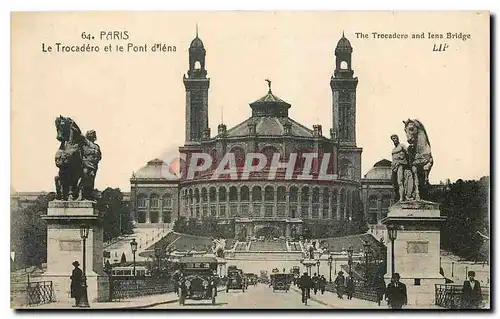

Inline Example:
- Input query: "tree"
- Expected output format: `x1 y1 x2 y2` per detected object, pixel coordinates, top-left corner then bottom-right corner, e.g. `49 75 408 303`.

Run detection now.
428 177 490 261
96 188 133 242
10 192 56 268
349 191 369 235
120 252 127 264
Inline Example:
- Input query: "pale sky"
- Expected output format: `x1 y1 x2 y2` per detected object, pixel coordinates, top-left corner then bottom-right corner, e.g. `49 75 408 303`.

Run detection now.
11 11 490 192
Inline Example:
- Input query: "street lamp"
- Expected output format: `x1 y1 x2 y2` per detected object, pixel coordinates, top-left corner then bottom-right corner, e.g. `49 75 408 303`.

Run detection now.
78 224 90 308
130 239 138 277
363 242 371 280
316 260 320 275
387 225 398 275
154 248 162 277
327 255 333 282
347 246 353 277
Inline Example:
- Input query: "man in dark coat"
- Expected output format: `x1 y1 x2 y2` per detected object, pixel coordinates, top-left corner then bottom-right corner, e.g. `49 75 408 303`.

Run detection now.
70 261 83 306
312 273 319 295
345 275 355 300
334 271 345 299
319 275 327 294
298 272 313 304
385 273 407 309
462 271 482 309
375 275 387 306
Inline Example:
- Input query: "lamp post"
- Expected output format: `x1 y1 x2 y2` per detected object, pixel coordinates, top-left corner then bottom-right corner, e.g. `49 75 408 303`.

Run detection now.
130 239 138 278
327 255 333 282
347 246 353 277
451 261 454 277
363 242 371 280
316 260 320 275
154 248 162 277
387 225 398 275
78 224 90 307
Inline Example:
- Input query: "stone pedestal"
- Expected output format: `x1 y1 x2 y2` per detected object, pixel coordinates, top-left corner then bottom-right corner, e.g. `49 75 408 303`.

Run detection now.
381 200 446 306
42 201 109 303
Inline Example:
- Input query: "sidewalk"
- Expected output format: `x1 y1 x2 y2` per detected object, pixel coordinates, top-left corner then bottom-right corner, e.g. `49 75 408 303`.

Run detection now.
20 291 179 310
290 287 443 309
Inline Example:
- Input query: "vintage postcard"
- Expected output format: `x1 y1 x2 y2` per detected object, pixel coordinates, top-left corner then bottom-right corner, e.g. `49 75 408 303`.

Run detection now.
10 11 490 310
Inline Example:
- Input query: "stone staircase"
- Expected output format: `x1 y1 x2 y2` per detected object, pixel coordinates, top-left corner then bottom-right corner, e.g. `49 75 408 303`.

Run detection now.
105 224 172 263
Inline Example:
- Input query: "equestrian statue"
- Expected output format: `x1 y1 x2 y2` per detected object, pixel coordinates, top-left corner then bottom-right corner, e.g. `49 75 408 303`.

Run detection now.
54 116 102 201
391 119 433 201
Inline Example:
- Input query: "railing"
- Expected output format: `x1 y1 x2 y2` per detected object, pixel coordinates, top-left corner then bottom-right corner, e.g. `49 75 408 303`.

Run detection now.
326 281 379 303
26 281 56 307
109 276 175 301
435 284 463 309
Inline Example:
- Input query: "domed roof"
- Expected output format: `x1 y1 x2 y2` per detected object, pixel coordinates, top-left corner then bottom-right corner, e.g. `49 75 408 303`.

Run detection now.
335 33 353 54
132 158 179 181
190 36 204 49
364 159 392 180
373 159 392 168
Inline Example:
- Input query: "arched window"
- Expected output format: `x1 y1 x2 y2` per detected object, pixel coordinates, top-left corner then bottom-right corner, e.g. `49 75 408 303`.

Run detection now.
137 194 147 208
332 189 338 218
194 189 200 204
368 195 378 224
162 194 172 208
381 195 391 219
252 186 262 202
194 60 202 70
289 187 298 202
340 60 348 70
229 186 238 202
312 188 320 202
339 159 353 179
264 186 274 201
339 188 346 219
301 187 310 202
241 186 249 201
188 189 194 204
150 194 159 208
218 187 227 202
209 187 217 201
201 188 208 202
277 186 286 202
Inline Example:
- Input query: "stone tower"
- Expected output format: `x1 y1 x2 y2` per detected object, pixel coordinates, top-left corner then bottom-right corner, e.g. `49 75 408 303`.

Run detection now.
331 33 363 182
183 29 210 145
331 32 358 147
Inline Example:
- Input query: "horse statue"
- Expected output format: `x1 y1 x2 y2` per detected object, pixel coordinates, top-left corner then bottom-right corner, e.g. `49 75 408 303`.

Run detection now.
54 116 102 201
403 119 433 200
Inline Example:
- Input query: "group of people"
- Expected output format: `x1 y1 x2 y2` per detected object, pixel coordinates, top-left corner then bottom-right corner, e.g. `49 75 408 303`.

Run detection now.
333 271 355 300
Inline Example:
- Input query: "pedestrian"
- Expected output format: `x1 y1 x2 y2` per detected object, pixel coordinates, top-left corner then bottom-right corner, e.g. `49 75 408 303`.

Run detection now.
298 272 313 304
345 275 355 300
385 273 407 309
320 275 326 294
70 261 83 307
375 275 386 306
312 273 319 295
462 271 482 309
334 271 345 299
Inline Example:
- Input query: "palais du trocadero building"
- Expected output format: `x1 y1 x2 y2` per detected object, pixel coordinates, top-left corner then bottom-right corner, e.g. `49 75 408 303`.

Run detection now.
130 33 394 238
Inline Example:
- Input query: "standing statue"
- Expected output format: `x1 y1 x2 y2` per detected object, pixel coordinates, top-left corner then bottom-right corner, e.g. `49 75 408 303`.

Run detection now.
390 134 410 201
403 119 433 200
54 116 102 201
80 130 102 200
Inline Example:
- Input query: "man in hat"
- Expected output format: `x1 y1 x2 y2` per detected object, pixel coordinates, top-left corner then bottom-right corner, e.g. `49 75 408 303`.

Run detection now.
462 270 482 309
70 261 83 306
385 273 407 309
334 271 345 299
298 271 313 304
